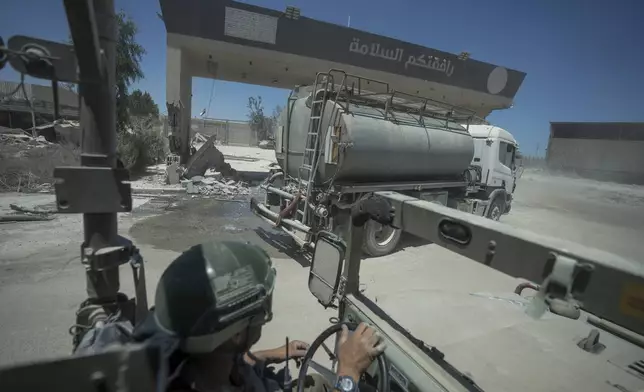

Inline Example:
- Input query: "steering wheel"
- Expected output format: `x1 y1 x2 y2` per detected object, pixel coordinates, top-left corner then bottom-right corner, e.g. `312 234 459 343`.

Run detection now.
296 322 389 392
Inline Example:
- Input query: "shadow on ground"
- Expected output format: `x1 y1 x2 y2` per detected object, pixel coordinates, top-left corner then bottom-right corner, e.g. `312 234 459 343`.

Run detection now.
397 232 432 251
254 227 311 267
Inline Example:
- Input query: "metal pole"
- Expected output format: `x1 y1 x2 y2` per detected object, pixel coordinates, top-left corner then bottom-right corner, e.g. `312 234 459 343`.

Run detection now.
343 221 364 295
52 80 60 121
79 0 119 299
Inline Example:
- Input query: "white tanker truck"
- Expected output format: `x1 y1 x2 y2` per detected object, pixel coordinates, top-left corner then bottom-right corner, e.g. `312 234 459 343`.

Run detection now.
251 69 520 256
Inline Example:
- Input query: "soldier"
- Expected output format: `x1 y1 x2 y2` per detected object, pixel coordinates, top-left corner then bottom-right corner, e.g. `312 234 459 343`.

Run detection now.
134 241 384 392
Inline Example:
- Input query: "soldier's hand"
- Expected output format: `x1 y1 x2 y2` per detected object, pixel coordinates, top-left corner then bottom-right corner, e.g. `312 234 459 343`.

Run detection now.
258 340 309 364
337 323 386 379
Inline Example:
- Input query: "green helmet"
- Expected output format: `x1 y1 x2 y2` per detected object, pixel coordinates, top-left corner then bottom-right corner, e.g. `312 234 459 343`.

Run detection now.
153 241 276 354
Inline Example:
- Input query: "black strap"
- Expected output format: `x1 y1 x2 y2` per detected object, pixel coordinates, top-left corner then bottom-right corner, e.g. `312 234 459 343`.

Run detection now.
131 255 149 325
246 351 261 362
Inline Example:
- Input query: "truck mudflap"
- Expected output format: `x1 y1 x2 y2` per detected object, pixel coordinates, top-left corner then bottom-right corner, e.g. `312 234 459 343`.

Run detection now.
250 197 311 234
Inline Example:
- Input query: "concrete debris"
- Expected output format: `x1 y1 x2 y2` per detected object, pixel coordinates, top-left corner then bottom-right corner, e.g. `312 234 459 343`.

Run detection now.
1 203 57 222
195 180 250 197
0 214 55 222
165 163 181 185
0 132 52 147
184 135 238 179
0 126 25 135
258 139 274 149
130 144 263 198
186 181 199 194
34 120 81 146
193 132 208 144
180 174 250 197
0 120 81 146
204 169 223 180
9 203 56 215
1 123 80 193
175 175 250 198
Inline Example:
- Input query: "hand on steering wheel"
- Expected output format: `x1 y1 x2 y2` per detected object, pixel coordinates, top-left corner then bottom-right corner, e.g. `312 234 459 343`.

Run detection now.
296 322 389 392
337 323 387 380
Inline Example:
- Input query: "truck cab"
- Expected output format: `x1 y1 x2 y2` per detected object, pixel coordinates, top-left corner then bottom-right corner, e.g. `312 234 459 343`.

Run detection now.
468 124 519 217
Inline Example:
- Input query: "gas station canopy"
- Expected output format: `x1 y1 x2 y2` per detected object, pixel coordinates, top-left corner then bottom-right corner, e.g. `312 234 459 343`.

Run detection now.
159 0 527 118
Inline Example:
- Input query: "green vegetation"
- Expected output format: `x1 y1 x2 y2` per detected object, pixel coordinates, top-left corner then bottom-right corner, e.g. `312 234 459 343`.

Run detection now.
247 96 282 142
113 12 166 171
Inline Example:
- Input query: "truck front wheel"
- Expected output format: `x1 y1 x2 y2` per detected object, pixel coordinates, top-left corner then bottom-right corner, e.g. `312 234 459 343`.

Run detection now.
362 220 402 257
486 197 506 221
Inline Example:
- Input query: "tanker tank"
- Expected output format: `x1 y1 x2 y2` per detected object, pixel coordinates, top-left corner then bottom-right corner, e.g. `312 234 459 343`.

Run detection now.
275 94 475 184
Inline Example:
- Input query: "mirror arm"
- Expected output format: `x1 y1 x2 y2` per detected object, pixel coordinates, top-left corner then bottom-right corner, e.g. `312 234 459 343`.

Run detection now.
343 222 365 296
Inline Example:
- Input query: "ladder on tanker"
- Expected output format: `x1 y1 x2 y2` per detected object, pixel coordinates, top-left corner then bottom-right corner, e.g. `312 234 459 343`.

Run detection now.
297 72 346 225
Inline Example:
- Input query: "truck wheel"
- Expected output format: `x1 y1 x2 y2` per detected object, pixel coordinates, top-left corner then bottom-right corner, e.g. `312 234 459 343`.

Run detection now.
486 198 505 221
362 220 402 257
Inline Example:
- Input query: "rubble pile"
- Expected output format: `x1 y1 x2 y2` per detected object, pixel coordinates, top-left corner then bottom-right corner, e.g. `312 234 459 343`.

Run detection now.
0 132 53 150
1 125 80 193
184 135 238 180
0 203 57 223
133 163 250 199
139 133 252 199
184 176 250 198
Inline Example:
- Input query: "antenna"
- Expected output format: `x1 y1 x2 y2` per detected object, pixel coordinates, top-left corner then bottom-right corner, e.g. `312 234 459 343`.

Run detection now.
348 15 351 27
284 337 291 391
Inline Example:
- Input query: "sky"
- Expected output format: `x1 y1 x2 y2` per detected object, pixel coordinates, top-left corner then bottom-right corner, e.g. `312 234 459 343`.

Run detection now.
2 0 643 156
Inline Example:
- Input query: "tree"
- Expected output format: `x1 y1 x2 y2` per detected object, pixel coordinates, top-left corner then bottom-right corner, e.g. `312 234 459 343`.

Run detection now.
269 105 283 139
115 11 146 133
129 89 159 118
247 96 269 141
247 98 284 141
117 116 167 171
60 11 144 132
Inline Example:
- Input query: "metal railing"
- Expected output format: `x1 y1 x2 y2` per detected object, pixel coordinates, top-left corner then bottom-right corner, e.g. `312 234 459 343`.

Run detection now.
315 69 486 129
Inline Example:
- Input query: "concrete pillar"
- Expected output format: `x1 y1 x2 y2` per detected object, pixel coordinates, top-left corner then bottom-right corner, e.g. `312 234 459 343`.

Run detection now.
166 46 192 163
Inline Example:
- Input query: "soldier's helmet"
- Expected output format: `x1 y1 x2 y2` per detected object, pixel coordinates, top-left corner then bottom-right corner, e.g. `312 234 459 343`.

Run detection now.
153 241 276 354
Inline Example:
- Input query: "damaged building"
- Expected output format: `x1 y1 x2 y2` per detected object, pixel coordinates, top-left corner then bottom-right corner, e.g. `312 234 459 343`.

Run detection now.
0 81 79 129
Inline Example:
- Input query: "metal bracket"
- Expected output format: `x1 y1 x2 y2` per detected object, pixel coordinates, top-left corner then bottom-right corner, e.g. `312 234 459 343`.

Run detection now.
542 253 594 298
350 194 394 226
82 243 132 272
81 235 139 271
54 166 132 213
526 253 594 319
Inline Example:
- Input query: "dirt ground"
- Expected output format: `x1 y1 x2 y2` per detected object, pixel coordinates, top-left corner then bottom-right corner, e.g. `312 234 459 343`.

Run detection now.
504 169 644 262
1 164 643 374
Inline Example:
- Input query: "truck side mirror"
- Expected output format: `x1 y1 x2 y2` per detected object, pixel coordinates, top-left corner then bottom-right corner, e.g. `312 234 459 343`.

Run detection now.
308 234 345 307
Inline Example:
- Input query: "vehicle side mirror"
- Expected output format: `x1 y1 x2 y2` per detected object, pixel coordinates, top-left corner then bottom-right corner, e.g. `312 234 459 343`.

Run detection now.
308 234 345 307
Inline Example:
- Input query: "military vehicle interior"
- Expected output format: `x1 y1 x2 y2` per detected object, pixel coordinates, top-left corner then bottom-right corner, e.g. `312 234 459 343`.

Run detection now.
304 193 644 392
0 2 642 392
